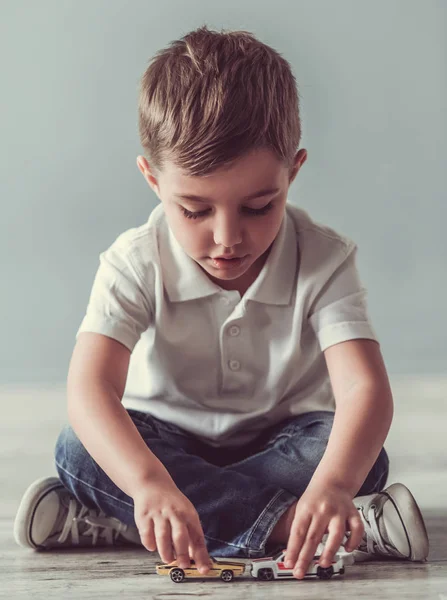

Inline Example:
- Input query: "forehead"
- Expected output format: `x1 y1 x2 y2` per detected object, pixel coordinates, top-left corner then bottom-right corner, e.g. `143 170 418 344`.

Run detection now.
161 148 286 197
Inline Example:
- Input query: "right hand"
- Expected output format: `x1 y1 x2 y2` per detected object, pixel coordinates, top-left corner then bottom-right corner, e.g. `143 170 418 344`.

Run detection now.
132 475 213 574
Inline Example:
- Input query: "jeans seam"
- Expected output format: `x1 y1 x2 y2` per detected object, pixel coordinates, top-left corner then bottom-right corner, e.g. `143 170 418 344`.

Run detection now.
55 460 134 510
244 489 296 556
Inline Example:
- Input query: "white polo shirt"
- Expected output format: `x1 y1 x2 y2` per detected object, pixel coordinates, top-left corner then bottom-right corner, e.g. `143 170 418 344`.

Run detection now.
76 201 378 447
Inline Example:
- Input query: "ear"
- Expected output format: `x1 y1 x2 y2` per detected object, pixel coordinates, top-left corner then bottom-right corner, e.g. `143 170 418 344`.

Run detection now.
137 156 161 197
289 149 307 185
136 155 148 176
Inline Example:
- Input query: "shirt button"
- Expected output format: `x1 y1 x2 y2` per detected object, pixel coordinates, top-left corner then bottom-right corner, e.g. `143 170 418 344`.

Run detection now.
221 296 230 305
229 325 240 336
229 360 241 371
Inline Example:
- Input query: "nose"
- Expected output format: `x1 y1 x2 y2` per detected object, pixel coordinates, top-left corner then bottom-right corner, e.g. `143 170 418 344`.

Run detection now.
213 212 243 249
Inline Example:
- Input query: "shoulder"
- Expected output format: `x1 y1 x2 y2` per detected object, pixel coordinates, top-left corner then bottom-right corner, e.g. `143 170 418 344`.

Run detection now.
286 203 356 256
285 203 358 282
100 204 164 288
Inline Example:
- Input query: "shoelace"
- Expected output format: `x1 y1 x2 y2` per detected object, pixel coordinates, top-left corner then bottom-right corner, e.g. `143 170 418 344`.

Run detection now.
58 496 129 545
359 503 402 558
361 504 388 555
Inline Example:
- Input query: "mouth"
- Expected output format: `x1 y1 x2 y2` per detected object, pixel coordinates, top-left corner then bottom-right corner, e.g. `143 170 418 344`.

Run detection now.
209 255 248 270
212 255 244 260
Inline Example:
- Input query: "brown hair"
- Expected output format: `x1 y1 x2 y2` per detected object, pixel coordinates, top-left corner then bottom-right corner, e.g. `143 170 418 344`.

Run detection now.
137 25 302 178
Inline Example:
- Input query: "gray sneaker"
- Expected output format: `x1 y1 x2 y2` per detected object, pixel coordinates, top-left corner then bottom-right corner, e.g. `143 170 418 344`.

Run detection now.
14 476 143 550
352 482 429 563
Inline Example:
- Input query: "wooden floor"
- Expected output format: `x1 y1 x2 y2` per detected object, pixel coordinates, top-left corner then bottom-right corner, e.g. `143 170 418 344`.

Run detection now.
1 376 446 599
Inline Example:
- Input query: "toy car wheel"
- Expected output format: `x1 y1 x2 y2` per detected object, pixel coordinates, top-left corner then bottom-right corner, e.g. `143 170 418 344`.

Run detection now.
220 569 234 582
316 565 334 580
257 568 274 581
170 568 185 583
339 567 345 575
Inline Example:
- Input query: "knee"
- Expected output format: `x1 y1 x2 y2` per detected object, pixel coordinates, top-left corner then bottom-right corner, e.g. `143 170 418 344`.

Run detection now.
54 424 91 477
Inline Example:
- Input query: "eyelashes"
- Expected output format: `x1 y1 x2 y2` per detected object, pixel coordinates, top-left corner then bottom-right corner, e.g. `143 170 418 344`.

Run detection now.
180 202 275 220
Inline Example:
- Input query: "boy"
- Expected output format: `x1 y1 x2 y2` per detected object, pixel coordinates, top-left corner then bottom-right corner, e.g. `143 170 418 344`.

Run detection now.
14 25 428 580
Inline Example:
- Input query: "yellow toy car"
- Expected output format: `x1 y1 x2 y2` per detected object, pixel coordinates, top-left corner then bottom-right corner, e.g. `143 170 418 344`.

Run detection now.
156 557 247 583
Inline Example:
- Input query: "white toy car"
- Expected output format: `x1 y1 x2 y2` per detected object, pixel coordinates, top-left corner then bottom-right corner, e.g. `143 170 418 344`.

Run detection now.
250 541 354 581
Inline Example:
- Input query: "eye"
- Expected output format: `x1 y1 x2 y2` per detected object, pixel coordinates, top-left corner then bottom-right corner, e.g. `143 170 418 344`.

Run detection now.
180 202 275 220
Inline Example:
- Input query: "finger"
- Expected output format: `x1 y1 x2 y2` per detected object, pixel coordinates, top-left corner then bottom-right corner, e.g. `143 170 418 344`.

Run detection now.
139 518 157 552
188 520 213 574
284 513 312 569
344 511 365 552
318 517 346 567
293 523 327 578
170 516 191 569
153 517 175 564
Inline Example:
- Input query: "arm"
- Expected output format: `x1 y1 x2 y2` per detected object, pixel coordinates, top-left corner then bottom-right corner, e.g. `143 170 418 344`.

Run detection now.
67 332 213 571
308 338 394 497
66 332 170 496
285 338 394 577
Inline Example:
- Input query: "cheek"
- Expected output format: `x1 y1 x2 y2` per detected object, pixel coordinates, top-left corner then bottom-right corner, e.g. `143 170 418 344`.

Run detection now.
172 217 206 250
252 217 281 245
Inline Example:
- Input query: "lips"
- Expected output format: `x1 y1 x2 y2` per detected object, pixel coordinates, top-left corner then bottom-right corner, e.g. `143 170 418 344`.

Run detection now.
212 255 243 260
209 255 247 270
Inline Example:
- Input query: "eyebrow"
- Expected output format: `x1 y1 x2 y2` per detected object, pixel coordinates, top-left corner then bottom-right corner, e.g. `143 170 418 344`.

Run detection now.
174 187 280 203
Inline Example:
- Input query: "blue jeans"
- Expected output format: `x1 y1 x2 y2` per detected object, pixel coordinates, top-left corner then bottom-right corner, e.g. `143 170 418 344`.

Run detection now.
54 409 389 559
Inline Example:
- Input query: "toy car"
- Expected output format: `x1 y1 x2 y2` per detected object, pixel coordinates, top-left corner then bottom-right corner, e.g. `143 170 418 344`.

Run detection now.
250 543 354 581
156 557 247 583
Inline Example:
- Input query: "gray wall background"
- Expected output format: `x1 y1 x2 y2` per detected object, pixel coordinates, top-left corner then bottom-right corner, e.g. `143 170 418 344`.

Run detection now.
1 0 445 384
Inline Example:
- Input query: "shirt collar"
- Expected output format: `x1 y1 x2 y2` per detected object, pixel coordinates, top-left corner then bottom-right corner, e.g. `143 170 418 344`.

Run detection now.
160 203 298 306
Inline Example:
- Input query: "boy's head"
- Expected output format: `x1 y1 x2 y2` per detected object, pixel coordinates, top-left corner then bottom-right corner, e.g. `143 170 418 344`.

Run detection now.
136 25 307 292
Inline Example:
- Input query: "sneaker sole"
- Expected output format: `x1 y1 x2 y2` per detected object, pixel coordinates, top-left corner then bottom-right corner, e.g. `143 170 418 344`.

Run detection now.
14 476 64 550
383 483 429 561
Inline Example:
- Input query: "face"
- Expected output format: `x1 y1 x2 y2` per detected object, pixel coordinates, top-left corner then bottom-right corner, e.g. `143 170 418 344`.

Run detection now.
137 147 307 292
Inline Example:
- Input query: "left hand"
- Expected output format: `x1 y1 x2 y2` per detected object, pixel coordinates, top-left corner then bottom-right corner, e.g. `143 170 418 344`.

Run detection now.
284 481 364 579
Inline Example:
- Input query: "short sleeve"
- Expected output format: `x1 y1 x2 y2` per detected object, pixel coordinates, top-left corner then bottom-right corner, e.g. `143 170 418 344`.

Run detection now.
76 238 154 352
308 245 378 352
